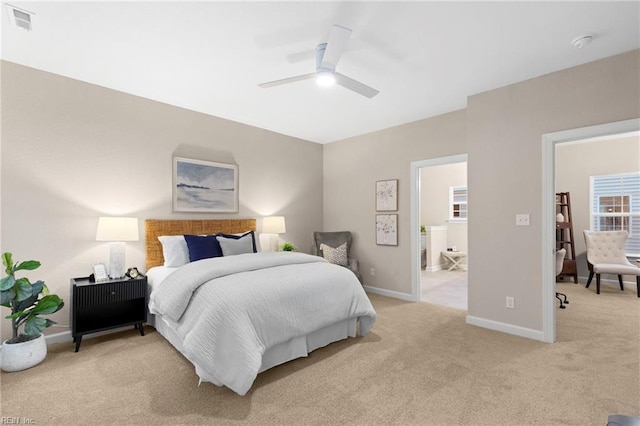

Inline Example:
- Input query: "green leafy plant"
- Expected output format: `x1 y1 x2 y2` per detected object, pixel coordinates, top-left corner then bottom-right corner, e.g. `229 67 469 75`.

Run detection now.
420 225 426 233
280 242 297 252
0 252 64 344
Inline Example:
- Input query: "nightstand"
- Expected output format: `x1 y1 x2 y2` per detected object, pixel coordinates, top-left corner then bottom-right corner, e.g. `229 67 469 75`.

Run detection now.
71 276 147 352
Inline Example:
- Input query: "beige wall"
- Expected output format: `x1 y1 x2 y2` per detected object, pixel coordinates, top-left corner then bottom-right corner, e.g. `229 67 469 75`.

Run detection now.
556 135 640 279
466 50 639 331
325 49 639 334
0 61 324 340
323 110 467 294
420 162 467 225
420 162 468 253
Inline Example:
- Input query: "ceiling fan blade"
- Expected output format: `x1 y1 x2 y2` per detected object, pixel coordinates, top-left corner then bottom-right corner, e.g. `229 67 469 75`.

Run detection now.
320 25 352 70
258 73 315 88
334 73 379 98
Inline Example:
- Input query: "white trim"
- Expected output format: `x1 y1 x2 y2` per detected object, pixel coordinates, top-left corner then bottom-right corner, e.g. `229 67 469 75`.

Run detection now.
410 154 467 303
44 330 72 345
424 264 444 272
541 118 640 344
580 275 639 289
43 324 148 347
589 172 640 257
363 285 414 302
466 315 546 342
423 225 448 231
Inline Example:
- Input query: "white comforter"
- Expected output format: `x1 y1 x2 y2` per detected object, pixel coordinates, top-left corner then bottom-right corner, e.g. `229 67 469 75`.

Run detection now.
148 252 376 395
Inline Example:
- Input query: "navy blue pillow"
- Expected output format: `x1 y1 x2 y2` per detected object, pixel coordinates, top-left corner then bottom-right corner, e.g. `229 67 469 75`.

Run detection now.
184 234 223 262
218 231 257 253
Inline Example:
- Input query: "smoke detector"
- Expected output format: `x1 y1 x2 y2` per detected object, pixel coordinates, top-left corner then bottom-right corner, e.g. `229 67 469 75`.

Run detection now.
5 3 34 31
571 35 593 49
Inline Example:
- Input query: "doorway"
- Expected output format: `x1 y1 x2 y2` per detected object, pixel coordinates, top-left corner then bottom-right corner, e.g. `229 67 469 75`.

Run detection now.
410 154 468 307
541 118 640 343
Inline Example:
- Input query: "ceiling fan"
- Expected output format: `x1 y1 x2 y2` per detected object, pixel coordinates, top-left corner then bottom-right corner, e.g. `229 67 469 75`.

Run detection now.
258 25 379 99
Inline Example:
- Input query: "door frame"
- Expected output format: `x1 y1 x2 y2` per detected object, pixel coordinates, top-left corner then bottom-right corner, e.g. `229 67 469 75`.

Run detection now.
541 118 639 343
410 154 468 302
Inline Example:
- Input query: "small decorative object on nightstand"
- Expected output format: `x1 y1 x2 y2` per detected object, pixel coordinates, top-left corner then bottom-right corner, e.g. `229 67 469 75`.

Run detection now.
71 275 147 352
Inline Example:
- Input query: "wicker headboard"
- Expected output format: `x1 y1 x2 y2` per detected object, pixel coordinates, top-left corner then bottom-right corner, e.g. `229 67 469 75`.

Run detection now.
145 219 257 270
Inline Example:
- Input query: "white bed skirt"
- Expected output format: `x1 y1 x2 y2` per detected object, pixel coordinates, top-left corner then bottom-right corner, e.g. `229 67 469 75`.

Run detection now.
149 312 357 376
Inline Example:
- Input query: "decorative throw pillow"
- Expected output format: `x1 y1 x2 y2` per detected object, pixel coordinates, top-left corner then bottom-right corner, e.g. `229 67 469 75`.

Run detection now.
217 232 256 256
184 234 223 262
158 235 190 267
223 231 258 253
320 242 348 267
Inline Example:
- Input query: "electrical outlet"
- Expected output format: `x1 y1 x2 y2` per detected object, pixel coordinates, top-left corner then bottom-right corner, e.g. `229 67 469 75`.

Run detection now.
370 267 375 277
506 296 515 309
515 214 530 226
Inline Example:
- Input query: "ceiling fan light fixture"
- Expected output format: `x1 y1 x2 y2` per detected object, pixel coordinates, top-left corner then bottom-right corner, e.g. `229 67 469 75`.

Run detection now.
316 71 336 87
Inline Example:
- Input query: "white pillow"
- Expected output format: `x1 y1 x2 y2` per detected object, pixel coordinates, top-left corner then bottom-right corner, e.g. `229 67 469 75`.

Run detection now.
320 242 348 267
158 235 190 267
217 233 255 256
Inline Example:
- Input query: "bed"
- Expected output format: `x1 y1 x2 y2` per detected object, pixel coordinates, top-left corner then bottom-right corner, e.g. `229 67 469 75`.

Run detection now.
144 219 376 395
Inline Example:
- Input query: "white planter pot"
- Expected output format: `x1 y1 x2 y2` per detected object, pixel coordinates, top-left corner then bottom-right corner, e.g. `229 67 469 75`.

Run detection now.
1 334 47 372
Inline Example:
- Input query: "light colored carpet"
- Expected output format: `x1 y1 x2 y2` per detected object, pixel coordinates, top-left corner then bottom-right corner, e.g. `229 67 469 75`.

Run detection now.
1 283 638 425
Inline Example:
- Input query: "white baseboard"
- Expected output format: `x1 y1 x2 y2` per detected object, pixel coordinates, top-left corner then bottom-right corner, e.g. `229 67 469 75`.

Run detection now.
44 325 144 347
363 285 414 302
425 264 444 272
44 330 72 345
466 315 546 342
578 274 638 290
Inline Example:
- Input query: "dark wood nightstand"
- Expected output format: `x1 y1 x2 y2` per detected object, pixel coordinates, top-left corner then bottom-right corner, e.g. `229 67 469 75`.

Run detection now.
71 276 147 352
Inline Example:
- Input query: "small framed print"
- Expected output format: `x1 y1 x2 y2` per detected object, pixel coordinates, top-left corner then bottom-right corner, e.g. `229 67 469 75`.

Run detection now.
92 263 109 282
376 214 398 246
376 179 398 211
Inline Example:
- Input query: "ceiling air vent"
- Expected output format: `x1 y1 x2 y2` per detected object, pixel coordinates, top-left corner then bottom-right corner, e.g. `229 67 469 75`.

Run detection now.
6 4 34 31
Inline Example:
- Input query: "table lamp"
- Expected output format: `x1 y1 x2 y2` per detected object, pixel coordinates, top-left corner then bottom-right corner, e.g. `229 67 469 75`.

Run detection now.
96 217 139 279
262 216 286 252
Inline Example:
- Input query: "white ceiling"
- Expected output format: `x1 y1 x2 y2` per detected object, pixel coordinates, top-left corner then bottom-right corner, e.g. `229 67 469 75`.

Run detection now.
2 1 639 144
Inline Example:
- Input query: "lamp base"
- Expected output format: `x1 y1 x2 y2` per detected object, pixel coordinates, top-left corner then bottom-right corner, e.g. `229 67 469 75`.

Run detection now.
259 234 280 252
108 242 126 279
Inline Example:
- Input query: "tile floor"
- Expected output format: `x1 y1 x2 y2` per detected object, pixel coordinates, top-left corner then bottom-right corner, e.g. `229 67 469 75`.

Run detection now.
420 268 468 310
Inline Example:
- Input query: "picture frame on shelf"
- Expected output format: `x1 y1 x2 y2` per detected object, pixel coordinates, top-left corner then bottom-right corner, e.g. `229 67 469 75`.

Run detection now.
173 157 239 213
91 263 108 282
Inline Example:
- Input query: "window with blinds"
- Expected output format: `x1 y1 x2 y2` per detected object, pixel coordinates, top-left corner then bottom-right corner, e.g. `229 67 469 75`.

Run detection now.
590 172 640 256
449 186 467 221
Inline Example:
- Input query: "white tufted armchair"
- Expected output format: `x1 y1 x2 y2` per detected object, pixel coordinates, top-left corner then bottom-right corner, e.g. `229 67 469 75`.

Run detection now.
583 230 640 297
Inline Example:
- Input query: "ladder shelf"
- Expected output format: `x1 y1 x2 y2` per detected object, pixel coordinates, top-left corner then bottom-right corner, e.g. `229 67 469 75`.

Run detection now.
556 192 578 283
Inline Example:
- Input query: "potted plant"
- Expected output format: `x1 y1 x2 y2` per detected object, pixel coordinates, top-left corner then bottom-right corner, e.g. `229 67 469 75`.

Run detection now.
0 252 64 372
280 242 297 252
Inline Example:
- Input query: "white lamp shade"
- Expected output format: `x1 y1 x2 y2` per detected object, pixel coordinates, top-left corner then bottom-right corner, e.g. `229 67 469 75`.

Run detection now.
96 217 139 242
262 216 286 234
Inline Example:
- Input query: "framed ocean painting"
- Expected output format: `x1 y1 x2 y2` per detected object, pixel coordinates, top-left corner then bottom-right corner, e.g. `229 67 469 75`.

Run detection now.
173 157 238 213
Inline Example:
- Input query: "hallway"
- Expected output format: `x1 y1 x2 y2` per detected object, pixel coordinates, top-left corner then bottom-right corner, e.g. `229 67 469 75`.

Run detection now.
420 269 467 310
